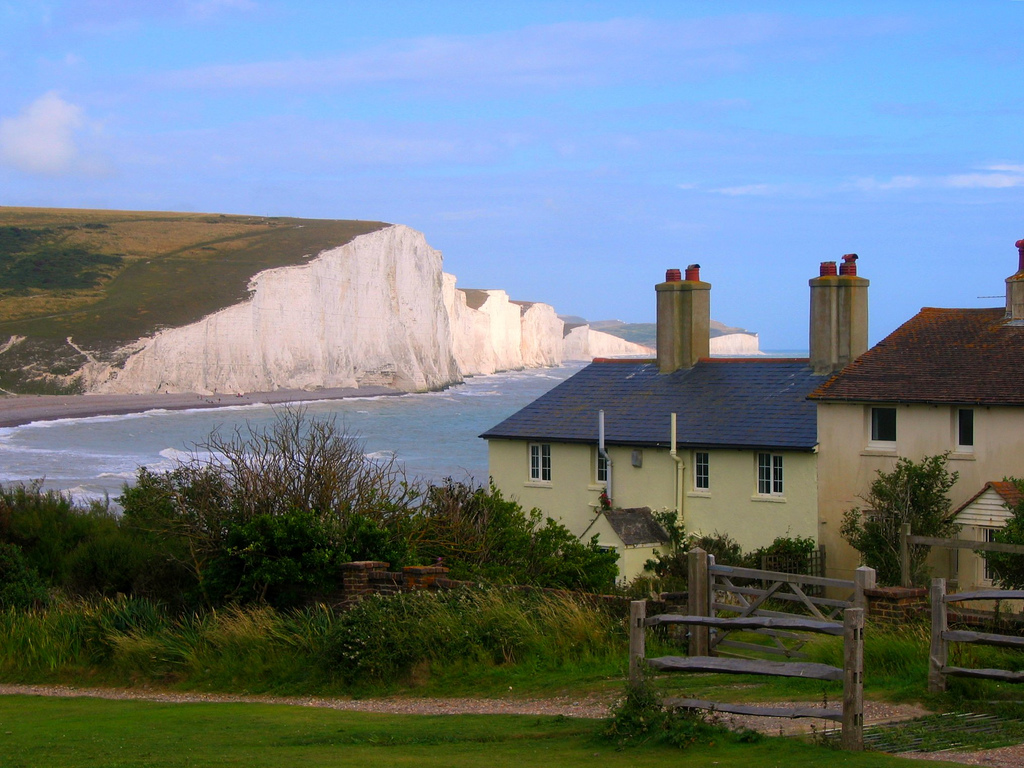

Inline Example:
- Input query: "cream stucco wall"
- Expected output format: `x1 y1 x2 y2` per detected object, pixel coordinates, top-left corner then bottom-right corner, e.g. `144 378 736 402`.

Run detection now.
816 402 1024 580
487 438 819 580
683 449 818 549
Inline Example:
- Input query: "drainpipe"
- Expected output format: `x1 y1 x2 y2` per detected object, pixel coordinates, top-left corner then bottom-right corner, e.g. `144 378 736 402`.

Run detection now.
669 412 684 525
599 409 613 505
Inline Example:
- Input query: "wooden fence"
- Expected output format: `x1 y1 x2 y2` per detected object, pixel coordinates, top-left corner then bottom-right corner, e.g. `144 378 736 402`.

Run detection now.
687 547 876 660
900 523 1024 588
928 577 1024 693
629 600 866 751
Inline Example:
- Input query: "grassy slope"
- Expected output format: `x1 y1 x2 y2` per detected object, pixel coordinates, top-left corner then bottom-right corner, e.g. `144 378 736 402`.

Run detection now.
0 696 960 768
0 208 386 393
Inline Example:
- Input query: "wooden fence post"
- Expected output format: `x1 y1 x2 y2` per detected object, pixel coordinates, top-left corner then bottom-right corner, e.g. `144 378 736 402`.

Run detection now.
629 600 647 687
901 523 912 587
841 607 865 751
853 566 876 612
928 578 948 693
688 548 709 656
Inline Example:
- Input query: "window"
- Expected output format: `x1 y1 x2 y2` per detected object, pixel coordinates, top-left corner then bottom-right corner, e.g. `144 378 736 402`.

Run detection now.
694 451 709 490
596 451 608 483
870 407 897 444
957 408 974 450
757 452 783 495
984 527 997 581
529 443 551 482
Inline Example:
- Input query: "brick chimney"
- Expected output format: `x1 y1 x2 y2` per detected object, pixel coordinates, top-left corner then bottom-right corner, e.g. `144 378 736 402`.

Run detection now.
656 265 710 373
1007 239 1024 322
809 254 869 374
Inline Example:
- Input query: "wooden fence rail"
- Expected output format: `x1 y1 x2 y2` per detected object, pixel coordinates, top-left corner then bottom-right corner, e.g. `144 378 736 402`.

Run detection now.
900 522 1024 587
928 577 1024 692
629 600 866 750
686 547 875 660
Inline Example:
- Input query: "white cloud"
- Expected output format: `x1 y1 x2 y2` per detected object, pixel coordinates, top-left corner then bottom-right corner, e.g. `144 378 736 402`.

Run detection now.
853 164 1024 192
853 175 923 191
158 14 897 93
0 92 85 175
944 172 1024 189
716 183 776 196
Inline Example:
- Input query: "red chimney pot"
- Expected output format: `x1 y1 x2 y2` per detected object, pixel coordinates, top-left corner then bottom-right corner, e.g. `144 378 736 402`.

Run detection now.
819 261 837 276
1016 239 1024 273
839 254 858 276
684 264 701 281
665 268 682 282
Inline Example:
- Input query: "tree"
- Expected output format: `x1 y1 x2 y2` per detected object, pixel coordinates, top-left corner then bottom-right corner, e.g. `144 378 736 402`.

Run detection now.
981 478 1024 589
841 453 959 586
119 408 415 607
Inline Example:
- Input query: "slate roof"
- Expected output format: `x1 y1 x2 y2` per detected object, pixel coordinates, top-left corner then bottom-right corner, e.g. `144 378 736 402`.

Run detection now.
604 507 671 546
810 307 1024 405
481 358 823 451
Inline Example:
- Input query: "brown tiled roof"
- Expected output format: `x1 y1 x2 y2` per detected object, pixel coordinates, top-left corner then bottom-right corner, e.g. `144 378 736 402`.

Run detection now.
990 480 1024 510
953 480 1024 516
809 307 1024 405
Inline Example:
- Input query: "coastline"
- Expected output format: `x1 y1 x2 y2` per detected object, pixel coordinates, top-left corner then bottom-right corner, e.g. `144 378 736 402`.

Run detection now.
0 386 405 429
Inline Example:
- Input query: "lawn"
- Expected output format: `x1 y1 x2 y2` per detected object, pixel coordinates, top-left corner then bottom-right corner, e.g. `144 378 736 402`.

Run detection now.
0 695 967 768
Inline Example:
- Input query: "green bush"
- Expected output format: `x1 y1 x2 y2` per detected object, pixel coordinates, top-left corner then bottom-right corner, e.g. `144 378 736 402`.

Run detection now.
0 541 48 610
203 509 345 609
982 478 1024 589
841 454 959 586
322 587 621 688
413 480 619 592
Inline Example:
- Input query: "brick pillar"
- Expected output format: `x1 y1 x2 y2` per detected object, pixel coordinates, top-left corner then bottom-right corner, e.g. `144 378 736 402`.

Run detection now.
339 561 390 602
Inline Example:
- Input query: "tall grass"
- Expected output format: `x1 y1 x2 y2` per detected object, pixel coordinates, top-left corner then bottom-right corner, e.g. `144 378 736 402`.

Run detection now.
0 587 625 696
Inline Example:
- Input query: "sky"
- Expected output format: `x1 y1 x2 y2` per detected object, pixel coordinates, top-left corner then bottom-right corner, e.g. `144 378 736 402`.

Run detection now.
2 1 1023 350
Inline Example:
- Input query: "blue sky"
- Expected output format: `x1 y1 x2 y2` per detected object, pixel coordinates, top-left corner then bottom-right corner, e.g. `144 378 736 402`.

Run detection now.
2 1 1023 349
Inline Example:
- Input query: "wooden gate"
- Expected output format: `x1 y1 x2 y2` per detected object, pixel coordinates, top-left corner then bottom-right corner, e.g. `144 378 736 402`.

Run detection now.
686 548 876 660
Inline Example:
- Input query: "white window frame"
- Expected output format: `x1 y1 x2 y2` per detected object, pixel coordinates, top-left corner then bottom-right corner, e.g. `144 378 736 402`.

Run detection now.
694 451 709 491
596 451 608 484
956 408 974 452
757 452 784 496
529 443 551 483
869 406 897 449
983 527 997 582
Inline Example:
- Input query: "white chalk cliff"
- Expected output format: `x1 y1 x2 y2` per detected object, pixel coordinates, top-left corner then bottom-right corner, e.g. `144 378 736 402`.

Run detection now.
81 225 753 395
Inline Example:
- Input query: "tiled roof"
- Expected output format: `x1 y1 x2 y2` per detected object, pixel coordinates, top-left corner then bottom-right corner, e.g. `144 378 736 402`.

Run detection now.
604 507 670 546
810 308 1024 405
481 358 822 451
990 480 1024 510
953 480 1024 516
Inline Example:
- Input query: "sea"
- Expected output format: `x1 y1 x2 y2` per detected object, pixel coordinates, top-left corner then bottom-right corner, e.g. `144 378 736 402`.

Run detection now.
0 364 584 505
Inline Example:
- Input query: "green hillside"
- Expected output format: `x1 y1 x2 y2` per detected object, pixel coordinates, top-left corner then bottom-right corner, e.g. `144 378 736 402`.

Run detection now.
0 208 386 394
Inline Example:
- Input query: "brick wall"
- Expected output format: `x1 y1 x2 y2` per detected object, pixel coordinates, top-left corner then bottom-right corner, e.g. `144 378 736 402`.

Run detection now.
863 586 928 623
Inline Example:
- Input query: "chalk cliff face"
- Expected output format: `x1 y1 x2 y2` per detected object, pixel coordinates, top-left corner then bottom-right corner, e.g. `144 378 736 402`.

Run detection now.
88 226 460 394
81 224 755 395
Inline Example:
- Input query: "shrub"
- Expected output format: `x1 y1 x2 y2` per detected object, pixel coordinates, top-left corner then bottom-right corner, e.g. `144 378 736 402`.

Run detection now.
322 587 621 688
982 478 1024 589
412 480 619 591
202 509 345 609
0 541 47 610
841 453 959 586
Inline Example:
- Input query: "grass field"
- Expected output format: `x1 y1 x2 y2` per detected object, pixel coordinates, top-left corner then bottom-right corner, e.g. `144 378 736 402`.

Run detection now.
0 207 386 393
0 695 965 768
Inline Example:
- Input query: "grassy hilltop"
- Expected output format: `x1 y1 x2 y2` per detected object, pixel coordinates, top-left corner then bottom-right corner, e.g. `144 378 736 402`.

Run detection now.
0 208 386 394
